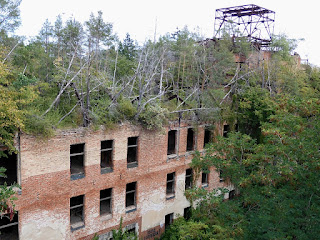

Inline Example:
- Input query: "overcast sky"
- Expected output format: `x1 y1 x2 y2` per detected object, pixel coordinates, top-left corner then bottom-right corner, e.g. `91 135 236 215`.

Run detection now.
17 0 319 66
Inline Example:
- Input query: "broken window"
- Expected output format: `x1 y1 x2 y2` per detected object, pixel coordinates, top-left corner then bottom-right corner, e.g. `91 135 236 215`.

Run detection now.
127 137 138 168
101 140 113 174
165 213 174 229
125 223 137 237
167 130 177 155
166 172 175 199
223 125 230 137
126 182 136 211
70 195 84 231
184 207 191 220
203 128 211 148
201 171 208 186
0 151 17 186
70 143 85 180
185 168 193 190
100 188 112 215
219 170 224 182
186 128 194 151
229 190 236 200
0 212 19 240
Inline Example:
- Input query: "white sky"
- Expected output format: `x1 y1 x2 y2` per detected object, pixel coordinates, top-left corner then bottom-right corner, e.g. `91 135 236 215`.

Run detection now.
17 0 320 66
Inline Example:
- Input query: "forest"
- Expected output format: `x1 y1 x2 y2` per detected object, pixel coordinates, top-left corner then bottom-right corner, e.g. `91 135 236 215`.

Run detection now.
1 0 320 239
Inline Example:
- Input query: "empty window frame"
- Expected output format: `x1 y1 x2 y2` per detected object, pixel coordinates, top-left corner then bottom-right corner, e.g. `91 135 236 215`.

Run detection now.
186 128 194 151
166 172 175 198
184 207 191 220
0 212 19 240
70 143 85 180
185 168 193 190
201 171 208 186
101 140 113 174
223 125 230 137
203 128 211 147
167 130 177 155
165 213 174 229
219 170 224 182
229 190 236 200
70 195 85 230
125 223 137 237
100 188 112 215
127 137 138 168
126 182 137 211
0 151 17 185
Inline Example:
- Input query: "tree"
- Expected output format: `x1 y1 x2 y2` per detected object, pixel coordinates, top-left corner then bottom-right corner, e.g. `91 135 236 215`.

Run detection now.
0 0 21 35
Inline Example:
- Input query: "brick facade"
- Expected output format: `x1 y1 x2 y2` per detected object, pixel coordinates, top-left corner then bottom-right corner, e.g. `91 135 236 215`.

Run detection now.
3 121 230 240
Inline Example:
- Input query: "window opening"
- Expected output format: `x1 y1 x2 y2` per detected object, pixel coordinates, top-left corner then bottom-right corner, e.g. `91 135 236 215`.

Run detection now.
70 143 85 180
0 151 17 185
229 190 236 200
126 182 136 211
219 170 224 182
203 128 211 147
186 128 194 151
166 172 175 199
100 188 112 215
223 125 230 137
167 130 177 155
127 137 138 168
201 171 208 186
184 207 191 220
0 211 19 240
185 168 193 190
70 195 84 231
165 213 174 229
101 140 113 174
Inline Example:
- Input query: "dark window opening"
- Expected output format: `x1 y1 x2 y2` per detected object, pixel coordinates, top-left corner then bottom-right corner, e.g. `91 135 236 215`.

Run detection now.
186 128 194 151
165 213 174 229
100 188 112 215
126 182 136 209
0 151 17 186
185 168 193 190
223 125 230 137
101 140 113 174
229 190 236 200
203 128 211 147
127 137 138 168
167 130 177 155
70 143 85 180
70 195 84 230
0 211 19 240
202 171 208 186
184 207 191 220
219 170 224 182
126 223 137 236
166 172 175 198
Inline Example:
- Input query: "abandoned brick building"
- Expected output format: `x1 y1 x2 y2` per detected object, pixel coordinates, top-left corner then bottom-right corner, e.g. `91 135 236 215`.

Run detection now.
0 121 232 240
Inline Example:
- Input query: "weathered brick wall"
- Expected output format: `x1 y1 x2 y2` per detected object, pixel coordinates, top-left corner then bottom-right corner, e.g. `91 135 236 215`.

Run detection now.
13 121 229 240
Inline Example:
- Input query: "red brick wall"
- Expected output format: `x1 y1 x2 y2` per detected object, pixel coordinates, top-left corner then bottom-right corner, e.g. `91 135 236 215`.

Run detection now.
13 121 229 240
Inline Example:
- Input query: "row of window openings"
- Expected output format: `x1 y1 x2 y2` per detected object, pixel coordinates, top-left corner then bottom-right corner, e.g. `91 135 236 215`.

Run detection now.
166 169 209 199
167 128 212 155
0 128 213 185
70 137 138 180
70 169 208 230
71 128 212 180
70 182 137 231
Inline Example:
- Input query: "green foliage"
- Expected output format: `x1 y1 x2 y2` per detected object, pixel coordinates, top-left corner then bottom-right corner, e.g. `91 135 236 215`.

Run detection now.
112 217 138 240
185 94 320 239
138 102 169 130
160 217 211 240
0 0 21 34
